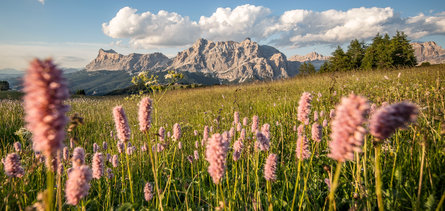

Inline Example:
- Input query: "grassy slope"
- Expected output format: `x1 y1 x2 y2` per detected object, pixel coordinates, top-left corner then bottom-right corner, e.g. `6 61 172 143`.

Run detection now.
0 65 444 210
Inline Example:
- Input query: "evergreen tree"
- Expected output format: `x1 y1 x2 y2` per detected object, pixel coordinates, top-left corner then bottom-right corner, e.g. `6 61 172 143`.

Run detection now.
390 31 417 67
362 34 382 69
329 46 351 71
319 61 331 73
299 62 316 75
346 39 365 70
375 34 393 69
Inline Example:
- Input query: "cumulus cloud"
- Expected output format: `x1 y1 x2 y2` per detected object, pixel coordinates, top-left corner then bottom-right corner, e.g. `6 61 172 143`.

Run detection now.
38 0 45 5
102 7 201 48
199 4 274 41
102 5 445 48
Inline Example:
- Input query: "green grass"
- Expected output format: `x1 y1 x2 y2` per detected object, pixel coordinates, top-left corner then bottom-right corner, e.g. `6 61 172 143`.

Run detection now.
0 65 444 210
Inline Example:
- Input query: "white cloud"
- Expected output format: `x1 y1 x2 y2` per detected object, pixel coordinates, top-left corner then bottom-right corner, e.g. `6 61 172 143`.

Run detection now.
102 5 445 48
402 13 445 39
270 7 395 47
102 7 201 48
38 0 45 5
199 4 274 41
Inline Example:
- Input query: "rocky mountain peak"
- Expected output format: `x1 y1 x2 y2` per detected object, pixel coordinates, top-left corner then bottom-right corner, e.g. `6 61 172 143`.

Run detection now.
288 52 330 62
411 41 445 64
170 38 298 82
86 49 171 72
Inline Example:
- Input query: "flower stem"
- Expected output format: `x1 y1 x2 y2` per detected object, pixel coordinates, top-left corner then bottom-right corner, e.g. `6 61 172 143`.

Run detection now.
46 154 54 211
375 145 384 211
416 141 426 210
124 144 135 204
329 161 343 211
291 158 302 210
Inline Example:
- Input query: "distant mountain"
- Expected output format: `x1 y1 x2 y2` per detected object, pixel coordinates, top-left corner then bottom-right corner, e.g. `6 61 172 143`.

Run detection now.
85 49 171 72
289 52 330 70
411 41 445 65
170 38 299 83
288 52 330 62
85 38 300 84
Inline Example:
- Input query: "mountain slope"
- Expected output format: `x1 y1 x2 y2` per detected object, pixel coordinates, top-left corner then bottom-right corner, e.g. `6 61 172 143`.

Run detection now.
411 41 445 64
85 49 171 72
170 38 299 83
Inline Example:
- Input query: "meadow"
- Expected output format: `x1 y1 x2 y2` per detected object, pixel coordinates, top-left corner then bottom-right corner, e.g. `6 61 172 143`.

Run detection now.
0 65 444 210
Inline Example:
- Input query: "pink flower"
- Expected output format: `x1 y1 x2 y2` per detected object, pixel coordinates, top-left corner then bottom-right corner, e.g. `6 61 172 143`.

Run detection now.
229 127 235 140
370 102 418 141
117 141 124 154
322 119 328 127
112 155 119 168
237 122 242 132
297 92 312 125
240 129 246 141
65 165 92 205
313 111 319 122
251 115 259 133
173 123 181 141
3 153 24 178
232 138 244 161
261 123 271 139
113 106 131 142
297 125 304 137
93 143 99 153
72 147 85 168
264 153 277 181
234 111 240 125
203 126 210 143
328 94 370 162
13 142 22 152
295 136 310 160
92 153 104 179
205 133 229 184
138 97 153 133
243 117 249 126
144 182 153 201
23 59 69 159
255 132 270 151
158 127 165 142
311 123 322 142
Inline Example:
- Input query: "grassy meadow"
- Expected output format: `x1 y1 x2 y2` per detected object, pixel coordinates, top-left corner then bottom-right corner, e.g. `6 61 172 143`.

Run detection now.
0 65 444 210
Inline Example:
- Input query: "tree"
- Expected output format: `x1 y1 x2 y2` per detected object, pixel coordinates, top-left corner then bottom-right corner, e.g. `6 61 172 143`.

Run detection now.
390 31 417 67
376 34 393 69
346 39 365 70
362 34 382 69
319 61 331 73
0 81 10 91
299 62 316 75
329 46 351 71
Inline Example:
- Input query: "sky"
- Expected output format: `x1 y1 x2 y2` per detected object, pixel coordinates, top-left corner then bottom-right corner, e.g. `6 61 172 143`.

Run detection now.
0 0 444 70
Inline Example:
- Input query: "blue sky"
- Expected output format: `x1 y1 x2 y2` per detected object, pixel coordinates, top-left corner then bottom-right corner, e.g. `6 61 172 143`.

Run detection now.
0 0 444 69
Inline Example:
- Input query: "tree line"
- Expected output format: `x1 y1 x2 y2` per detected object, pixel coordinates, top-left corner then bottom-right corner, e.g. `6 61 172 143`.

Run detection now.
300 31 417 74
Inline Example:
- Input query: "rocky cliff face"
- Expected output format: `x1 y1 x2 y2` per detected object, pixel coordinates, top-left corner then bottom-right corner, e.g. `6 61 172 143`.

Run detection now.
288 52 330 62
85 49 171 72
170 38 299 82
411 41 445 64
85 39 300 83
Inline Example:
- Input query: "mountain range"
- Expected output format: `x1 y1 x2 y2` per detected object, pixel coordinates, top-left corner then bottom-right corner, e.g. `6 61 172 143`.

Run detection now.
2 39 444 95
86 38 300 83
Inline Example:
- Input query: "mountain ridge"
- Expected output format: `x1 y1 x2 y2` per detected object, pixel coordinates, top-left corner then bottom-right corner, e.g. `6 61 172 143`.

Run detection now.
85 38 300 83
